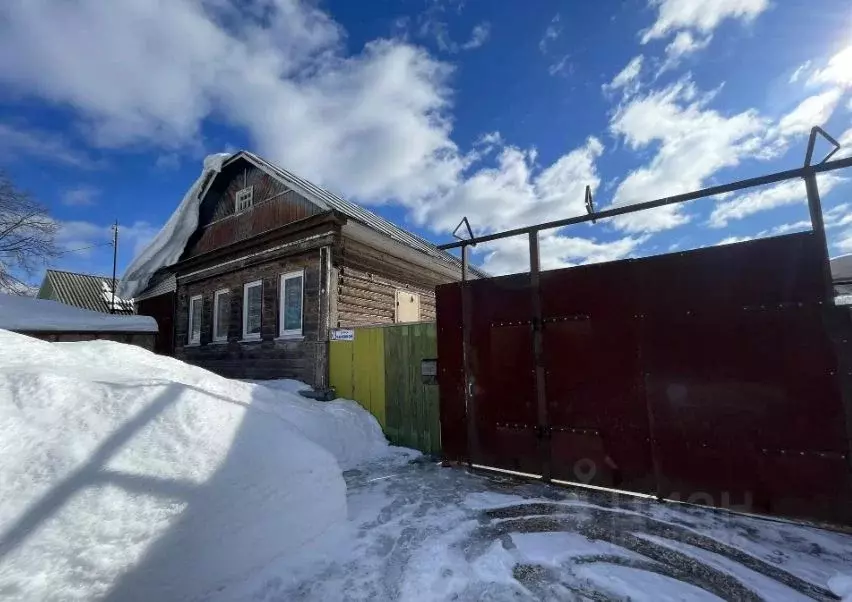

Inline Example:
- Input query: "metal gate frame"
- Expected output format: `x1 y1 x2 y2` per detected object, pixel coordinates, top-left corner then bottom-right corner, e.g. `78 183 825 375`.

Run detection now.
437 127 852 525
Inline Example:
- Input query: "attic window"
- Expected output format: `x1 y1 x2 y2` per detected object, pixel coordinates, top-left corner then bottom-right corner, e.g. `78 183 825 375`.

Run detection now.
235 186 254 212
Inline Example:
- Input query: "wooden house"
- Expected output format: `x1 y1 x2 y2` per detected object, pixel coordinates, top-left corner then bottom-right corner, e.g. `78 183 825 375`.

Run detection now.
135 151 483 387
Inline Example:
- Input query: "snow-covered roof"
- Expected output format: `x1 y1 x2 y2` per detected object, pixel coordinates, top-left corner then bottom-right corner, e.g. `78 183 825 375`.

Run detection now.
39 269 134 314
0 294 157 332
831 254 852 282
120 151 484 299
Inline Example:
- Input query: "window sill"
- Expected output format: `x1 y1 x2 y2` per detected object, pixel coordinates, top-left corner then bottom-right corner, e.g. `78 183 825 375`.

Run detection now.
185 342 201 348
274 334 305 342
239 337 262 343
209 339 230 345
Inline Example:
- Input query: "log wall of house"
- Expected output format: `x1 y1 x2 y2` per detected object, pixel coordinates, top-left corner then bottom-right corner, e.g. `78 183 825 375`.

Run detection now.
174 248 329 386
335 237 449 327
184 161 322 258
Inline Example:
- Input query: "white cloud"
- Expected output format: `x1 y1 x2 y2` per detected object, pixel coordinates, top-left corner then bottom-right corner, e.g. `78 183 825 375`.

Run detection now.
478 231 648 276
789 60 811 84
602 55 644 98
808 44 852 89
57 219 160 259
0 1 465 211
717 234 754 245
539 14 561 54
154 153 181 171
411 137 604 235
658 31 712 73
461 22 491 50
838 127 852 158
608 77 768 232
0 124 93 167
548 54 572 77
775 89 844 138
708 174 845 228
61 186 99 207
641 0 769 43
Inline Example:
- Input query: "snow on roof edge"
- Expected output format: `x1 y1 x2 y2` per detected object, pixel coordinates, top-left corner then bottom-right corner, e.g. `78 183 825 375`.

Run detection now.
117 153 230 299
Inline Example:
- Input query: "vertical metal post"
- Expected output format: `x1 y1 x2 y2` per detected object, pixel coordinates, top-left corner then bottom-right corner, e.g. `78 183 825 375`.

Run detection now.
804 172 834 301
529 230 551 482
461 244 477 468
111 220 118 314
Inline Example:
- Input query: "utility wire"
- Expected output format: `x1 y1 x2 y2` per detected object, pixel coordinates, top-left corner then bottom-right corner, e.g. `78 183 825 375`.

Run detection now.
55 241 114 256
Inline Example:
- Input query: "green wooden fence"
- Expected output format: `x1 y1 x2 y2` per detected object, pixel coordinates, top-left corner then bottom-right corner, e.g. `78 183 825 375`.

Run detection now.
330 322 441 455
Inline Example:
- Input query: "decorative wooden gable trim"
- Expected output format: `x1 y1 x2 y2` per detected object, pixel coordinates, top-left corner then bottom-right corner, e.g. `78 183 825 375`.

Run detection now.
183 157 324 258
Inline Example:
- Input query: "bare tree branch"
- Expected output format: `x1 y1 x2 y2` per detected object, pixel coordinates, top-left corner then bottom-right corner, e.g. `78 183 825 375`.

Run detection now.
0 171 59 294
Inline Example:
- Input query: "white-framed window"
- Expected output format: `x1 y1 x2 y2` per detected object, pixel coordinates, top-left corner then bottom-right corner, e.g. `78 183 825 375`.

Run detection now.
213 289 230 342
279 270 304 337
188 294 203 344
235 186 254 212
242 280 263 340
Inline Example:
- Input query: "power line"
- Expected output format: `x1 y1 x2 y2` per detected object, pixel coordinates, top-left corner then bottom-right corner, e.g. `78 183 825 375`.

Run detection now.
56 241 114 256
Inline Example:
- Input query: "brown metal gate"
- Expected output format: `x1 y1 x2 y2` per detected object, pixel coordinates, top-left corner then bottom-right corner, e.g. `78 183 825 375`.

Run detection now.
437 232 852 525
436 130 852 526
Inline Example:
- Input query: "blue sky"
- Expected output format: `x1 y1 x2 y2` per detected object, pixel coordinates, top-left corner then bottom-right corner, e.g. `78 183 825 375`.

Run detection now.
1 0 851 286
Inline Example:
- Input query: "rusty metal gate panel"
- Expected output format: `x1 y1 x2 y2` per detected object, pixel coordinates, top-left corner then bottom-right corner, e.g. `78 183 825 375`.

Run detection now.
467 275 539 473
436 231 852 525
539 261 655 494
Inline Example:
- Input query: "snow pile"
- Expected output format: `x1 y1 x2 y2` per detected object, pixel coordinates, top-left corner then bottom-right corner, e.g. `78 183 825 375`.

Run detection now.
0 294 157 332
830 574 852 601
117 152 230 299
0 330 388 601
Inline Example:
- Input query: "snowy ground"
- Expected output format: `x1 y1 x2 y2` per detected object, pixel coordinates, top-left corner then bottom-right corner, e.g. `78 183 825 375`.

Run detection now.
238 449 852 602
2 331 851 601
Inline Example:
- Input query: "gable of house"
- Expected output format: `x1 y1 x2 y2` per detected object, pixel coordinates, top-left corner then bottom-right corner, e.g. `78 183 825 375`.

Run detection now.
181 157 326 259
175 151 484 279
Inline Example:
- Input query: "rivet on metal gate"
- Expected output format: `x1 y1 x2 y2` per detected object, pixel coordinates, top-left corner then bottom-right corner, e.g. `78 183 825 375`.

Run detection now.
800 452 805 455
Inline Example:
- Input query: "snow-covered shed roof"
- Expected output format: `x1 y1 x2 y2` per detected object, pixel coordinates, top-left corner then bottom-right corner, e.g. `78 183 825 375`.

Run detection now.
0 294 157 332
120 151 484 299
38 269 134 314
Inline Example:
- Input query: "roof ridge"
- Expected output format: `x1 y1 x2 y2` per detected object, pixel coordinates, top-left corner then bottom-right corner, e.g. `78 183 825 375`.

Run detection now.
46 268 113 279
235 150 487 278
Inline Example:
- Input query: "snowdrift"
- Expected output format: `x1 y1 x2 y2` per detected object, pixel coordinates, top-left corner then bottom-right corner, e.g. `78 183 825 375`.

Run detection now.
0 330 388 601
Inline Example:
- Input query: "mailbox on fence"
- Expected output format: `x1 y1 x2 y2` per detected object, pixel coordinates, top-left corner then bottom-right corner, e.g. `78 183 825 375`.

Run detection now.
421 358 438 385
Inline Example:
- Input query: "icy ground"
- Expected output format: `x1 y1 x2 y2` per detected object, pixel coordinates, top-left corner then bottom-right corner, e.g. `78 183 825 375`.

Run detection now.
238 449 852 602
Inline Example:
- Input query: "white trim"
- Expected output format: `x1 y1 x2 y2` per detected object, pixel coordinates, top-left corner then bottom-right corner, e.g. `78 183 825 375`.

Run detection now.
279 270 304 337
342 221 472 281
178 231 335 280
213 288 230 342
235 186 254 213
242 280 263 340
188 294 202 344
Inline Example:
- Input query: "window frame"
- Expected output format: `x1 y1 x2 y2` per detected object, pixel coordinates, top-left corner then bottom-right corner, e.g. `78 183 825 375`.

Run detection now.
279 270 304 337
242 280 263 340
188 294 203 345
213 288 230 342
235 186 254 213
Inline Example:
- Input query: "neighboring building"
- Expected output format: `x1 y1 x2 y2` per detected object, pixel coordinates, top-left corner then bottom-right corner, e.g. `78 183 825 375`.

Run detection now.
0 293 157 350
37 269 135 315
133 150 484 387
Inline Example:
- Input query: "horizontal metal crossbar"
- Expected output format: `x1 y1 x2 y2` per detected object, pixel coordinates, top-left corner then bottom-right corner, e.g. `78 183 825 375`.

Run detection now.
437 155 852 251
